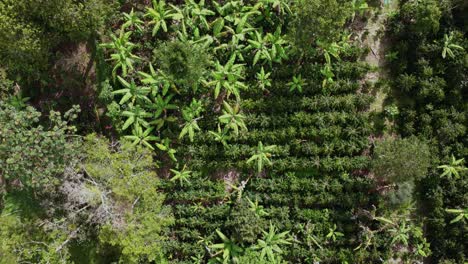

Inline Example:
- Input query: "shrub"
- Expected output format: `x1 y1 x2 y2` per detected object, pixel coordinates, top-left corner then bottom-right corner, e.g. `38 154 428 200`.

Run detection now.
289 0 353 50
400 0 441 36
0 102 80 194
372 136 431 183
153 40 210 92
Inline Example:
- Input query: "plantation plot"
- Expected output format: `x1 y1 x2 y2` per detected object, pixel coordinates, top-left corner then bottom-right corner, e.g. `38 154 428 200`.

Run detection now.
2 0 464 263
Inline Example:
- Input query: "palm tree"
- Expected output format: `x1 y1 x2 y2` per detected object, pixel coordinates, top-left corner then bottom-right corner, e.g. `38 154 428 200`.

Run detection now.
170 165 192 186
247 141 277 174
254 222 291 262
124 126 159 150
219 101 247 137
100 30 140 78
113 76 151 105
437 155 467 179
442 32 465 59
145 0 183 36
211 229 244 263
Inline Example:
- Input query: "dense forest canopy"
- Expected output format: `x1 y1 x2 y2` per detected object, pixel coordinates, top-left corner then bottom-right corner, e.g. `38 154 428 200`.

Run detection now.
0 0 466 263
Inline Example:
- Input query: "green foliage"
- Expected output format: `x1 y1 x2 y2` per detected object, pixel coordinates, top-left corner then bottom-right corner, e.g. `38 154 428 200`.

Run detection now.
0 0 116 82
83 134 174 263
387 2 467 260
289 0 353 49
0 102 80 193
400 0 441 36
0 211 73 264
153 40 210 91
226 198 266 244
372 137 431 184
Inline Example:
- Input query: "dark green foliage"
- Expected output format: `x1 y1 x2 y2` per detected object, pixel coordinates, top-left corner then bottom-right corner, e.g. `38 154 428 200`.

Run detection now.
0 0 117 83
372 137 431 183
387 0 468 261
153 40 210 92
83 134 174 263
289 0 353 49
225 198 267 244
3 0 466 262
0 102 80 194
400 0 442 36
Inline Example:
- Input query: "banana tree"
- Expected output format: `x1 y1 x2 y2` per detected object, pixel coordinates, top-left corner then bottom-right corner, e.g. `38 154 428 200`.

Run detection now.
351 0 368 22
247 141 276 174
253 222 291 262
183 0 215 29
100 30 140 78
209 125 230 148
445 208 468 224
288 74 306 93
122 8 144 32
113 76 151 105
179 99 203 142
152 94 178 119
247 30 272 65
124 126 159 150
388 221 410 246
145 0 183 36
442 32 465 59
256 67 272 90
247 197 269 217
156 138 178 162
120 105 152 131
219 101 247 137
138 63 171 96
210 229 244 263
170 165 192 186
205 56 246 101
266 27 288 63
437 155 467 179
256 0 291 15
320 64 335 88
326 224 344 242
